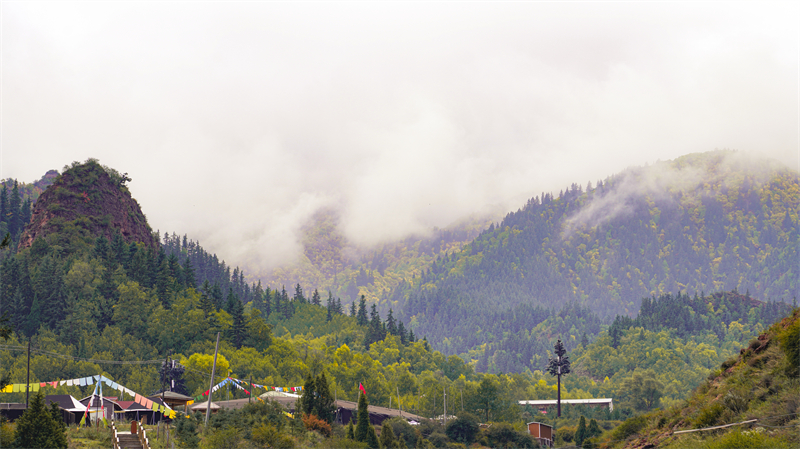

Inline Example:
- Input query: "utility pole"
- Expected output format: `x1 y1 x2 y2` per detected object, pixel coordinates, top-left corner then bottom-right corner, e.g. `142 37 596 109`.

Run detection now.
442 386 446 426
25 336 31 407
205 332 221 426
161 351 170 425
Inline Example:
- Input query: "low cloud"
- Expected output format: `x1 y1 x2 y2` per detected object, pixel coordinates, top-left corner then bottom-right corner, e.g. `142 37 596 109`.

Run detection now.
2 3 797 274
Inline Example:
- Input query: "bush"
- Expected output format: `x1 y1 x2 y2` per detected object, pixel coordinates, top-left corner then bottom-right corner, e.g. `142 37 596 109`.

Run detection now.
303 414 332 437
704 428 791 449
252 424 295 449
609 415 647 441
484 423 534 448
427 432 449 448
383 417 417 448
445 414 479 445
201 427 241 449
695 403 724 428
174 413 200 448
778 316 799 378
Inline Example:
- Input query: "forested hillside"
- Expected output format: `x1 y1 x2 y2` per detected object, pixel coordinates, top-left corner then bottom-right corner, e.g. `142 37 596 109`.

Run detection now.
392 151 799 356
258 208 496 308
1 158 796 449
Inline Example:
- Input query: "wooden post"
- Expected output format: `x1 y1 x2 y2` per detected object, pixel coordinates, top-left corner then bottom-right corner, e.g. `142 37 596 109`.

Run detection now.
205 332 221 426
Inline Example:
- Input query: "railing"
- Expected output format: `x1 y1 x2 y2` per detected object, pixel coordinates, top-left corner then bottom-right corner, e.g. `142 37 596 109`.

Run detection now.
111 422 120 449
138 420 151 449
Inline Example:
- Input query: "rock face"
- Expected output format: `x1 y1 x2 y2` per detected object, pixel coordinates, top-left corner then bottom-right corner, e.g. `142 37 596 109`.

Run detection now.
18 160 158 250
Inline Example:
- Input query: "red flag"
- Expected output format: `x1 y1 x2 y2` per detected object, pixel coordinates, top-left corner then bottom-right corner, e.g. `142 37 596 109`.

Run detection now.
359 383 366 396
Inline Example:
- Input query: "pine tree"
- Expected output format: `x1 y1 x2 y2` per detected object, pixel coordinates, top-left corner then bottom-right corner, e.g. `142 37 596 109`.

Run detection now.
301 374 316 417
380 420 397 449
350 301 357 317
386 308 398 335
347 421 355 439
314 372 335 424
12 391 67 448
354 392 371 443
229 296 247 349
311 289 321 306
294 283 305 304
356 296 368 325
183 256 197 289
575 415 587 446
398 321 407 345
8 181 21 237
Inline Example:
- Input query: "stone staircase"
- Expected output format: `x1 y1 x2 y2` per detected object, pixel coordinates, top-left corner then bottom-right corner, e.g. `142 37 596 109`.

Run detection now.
116 431 143 449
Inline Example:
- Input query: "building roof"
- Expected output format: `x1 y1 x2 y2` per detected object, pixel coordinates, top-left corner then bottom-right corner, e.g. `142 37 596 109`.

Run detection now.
519 398 614 411
190 401 220 411
259 390 300 399
116 401 151 411
45 395 86 412
149 391 193 402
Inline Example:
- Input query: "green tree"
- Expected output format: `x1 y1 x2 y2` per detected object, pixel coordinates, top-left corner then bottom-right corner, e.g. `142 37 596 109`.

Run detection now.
354 392 371 443
314 372 335 424
621 370 664 411
380 421 397 449
575 415 587 446
12 391 67 448
445 413 479 445
301 374 317 417
357 296 368 326
476 376 497 422
228 295 247 348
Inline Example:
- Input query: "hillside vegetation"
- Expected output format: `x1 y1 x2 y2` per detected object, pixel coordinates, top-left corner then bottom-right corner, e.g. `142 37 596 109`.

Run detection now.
591 309 799 449
390 151 798 358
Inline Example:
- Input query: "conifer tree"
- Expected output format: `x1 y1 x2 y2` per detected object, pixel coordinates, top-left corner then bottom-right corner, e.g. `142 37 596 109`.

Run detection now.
386 308 398 335
12 391 67 448
8 181 21 237
311 289 321 306
575 415 587 446
314 372 335 424
301 374 316 417
354 392 371 442
380 420 397 449
229 297 247 349
357 296 368 325
183 256 197 288
294 283 305 303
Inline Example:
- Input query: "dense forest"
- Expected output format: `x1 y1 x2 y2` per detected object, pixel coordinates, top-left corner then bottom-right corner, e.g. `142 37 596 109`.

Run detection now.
389 151 799 357
0 157 796 448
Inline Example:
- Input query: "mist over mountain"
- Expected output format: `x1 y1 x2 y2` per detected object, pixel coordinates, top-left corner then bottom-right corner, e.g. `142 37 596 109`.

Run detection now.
386 151 798 355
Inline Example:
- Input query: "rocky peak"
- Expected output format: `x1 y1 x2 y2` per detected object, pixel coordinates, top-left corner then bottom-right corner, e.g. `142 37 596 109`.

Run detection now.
18 160 158 250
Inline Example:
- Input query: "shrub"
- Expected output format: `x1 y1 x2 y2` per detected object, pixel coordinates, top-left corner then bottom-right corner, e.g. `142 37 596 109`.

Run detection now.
694 403 724 428
484 422 535 448
201 427 241 449
303 414 332 437
252 424 295 449
609 415 647 441
704 428 791 449
778 316 799 378
427 432 449 448
444 414 479 445
383 417 417 448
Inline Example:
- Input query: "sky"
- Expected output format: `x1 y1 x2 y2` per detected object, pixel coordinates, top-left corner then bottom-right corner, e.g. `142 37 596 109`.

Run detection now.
2 2 798 273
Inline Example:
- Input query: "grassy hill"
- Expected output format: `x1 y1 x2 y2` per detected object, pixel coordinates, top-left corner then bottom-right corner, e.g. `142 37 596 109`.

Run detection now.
593 308 799 449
